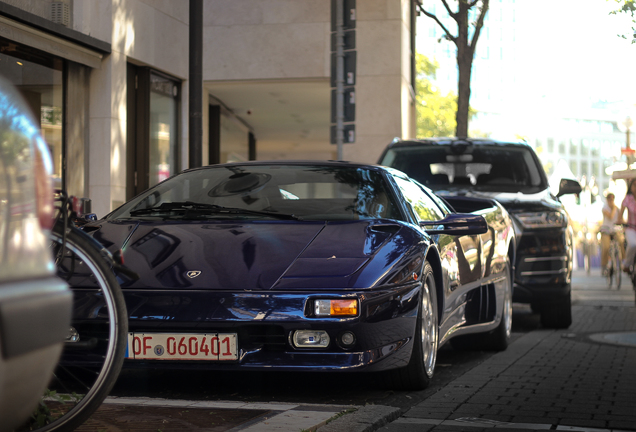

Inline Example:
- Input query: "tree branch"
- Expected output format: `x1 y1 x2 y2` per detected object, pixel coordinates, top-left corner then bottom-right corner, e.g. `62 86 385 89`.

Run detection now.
417 4 458 44
440 0 458 19
469 0 489 52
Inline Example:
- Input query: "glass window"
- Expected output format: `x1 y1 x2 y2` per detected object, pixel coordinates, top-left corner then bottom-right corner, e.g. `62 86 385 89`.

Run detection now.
393 176 445 222
558 140 566 155
0 37 63 187
380 144 546 194
581 139 589 157
149 73 179 187
547 138 554 153
109 165 401 221
590 140 600 157
569 139 577 156
569 160 578 177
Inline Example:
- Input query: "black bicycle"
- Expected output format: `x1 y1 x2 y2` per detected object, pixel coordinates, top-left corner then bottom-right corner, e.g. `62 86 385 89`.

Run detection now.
19 191 135 432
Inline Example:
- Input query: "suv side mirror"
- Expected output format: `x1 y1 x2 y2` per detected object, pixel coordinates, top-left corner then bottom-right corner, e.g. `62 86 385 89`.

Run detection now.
557 178 582 198
420 213 488 236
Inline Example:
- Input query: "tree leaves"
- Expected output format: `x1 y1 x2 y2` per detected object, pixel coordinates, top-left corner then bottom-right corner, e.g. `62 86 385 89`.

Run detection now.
415 54 457 138
611 0 636 43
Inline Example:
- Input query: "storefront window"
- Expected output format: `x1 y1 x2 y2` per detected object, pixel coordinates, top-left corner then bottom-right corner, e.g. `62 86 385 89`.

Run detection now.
0 38 63 187
149 73 179 187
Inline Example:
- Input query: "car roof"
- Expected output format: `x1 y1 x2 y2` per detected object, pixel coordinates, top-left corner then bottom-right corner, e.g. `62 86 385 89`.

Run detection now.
183 160 392 173
386 137 531 149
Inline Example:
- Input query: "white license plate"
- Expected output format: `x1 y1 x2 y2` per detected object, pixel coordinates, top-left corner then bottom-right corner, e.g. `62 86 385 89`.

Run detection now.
126 333 238 361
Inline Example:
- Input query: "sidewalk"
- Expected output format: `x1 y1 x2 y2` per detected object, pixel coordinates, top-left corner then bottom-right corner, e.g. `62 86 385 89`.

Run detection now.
76 269 636 431
75 398 355 431
329 268 636 432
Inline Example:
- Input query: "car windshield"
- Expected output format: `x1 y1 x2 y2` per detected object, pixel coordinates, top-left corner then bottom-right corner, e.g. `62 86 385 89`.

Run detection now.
380 144 547 193
108 164 401 221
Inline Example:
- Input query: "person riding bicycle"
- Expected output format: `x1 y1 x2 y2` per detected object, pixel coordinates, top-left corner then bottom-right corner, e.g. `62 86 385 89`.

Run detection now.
600 192 623 275
619 179 636 272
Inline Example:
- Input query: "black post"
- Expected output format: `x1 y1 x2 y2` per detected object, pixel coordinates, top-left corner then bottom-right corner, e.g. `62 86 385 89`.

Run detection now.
189 0 203 168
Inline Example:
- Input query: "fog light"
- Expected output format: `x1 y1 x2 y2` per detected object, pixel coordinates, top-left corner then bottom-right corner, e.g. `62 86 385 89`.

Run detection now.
339 331 356 347
292 330 330 348
66 326 79 343
314 299 358 317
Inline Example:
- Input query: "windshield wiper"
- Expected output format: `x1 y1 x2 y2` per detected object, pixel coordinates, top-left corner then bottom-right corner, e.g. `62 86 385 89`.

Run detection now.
129 201 301 220
129 201 221 215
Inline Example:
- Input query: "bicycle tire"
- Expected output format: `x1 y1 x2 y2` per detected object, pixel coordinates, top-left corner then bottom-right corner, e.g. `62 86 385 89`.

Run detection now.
27 222 128 432
614 245 622 290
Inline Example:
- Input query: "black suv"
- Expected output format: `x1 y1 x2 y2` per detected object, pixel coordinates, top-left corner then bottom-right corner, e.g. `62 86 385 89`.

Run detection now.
379 138 582 328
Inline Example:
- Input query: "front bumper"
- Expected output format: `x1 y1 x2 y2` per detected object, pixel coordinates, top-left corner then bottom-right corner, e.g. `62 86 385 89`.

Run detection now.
66 284 421 372
512 227 573 303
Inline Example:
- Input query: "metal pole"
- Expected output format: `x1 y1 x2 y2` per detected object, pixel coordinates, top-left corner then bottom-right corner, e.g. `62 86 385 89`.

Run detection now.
189 0 203 168
335 0 345 160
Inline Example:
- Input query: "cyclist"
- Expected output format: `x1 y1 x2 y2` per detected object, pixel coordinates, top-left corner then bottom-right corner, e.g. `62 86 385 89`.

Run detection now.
619 179 636 272
600 192 623 275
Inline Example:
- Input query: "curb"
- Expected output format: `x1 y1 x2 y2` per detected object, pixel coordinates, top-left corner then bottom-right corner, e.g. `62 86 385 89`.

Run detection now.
318 405 402 432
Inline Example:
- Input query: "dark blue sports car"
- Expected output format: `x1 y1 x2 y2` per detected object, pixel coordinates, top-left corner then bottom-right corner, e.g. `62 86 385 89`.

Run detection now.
73 161 515 390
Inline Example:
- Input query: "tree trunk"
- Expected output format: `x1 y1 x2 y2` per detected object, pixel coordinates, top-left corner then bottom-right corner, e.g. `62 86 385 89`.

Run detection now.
455 1 472 138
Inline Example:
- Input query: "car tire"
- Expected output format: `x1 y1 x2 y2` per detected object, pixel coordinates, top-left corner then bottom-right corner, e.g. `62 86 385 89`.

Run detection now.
540 290 572 329
383 261 438 391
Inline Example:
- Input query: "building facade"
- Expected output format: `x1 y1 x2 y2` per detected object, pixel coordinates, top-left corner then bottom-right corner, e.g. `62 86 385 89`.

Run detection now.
0 0 417 217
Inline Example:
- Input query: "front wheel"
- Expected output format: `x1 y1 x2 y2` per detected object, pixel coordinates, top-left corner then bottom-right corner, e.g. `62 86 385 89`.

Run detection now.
383 262 438 391
610 245 621 290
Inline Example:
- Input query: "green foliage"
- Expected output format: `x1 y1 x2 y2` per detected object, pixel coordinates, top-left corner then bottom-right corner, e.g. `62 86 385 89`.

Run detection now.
415 53 479 138
20 390 83 430
610 0 636 42
415 53 458 138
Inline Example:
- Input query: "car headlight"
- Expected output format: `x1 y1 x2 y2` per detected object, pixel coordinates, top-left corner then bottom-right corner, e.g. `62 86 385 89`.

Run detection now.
515 211 565 229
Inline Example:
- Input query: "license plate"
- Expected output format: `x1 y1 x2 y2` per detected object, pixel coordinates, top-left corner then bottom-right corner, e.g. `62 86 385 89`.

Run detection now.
126 333 238 361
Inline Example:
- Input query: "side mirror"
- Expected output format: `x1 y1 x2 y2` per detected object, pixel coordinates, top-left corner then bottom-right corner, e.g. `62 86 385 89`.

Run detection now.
557 178 582 198
419 213 488 236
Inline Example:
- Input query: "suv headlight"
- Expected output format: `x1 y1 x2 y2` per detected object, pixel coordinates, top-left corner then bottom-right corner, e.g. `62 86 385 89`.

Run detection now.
515 211 565 229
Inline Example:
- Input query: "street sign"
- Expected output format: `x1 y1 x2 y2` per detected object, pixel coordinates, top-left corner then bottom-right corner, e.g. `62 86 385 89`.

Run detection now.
331 0 356 30
330 51 356 87
331 87 355 123
330 124 355 144
621 147 635 155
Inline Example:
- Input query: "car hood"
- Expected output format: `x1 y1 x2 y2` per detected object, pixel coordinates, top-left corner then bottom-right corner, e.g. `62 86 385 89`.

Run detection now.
88 219 419 290
438 188 563 213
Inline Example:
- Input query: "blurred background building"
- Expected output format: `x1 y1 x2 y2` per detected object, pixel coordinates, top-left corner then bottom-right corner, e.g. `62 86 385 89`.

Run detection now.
0 0 417 217
416 0 636 269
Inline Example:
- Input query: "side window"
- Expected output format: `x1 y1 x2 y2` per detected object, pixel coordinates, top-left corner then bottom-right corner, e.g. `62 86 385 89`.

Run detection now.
394 176 445 222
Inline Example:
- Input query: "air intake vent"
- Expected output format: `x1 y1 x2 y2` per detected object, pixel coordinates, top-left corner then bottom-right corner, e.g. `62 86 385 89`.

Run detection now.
51 2 70 27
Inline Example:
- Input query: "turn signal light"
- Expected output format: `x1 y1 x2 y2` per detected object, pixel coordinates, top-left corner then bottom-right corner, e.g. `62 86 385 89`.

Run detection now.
314 299 358 317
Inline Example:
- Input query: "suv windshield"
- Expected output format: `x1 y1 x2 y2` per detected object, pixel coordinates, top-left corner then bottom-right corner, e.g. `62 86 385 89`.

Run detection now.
108 164 401 221
381 144 547 193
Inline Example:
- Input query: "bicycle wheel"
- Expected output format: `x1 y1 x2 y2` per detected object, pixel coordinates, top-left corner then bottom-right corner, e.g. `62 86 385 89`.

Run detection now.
23 222 128 431
606 260 614 289
613 245 622 290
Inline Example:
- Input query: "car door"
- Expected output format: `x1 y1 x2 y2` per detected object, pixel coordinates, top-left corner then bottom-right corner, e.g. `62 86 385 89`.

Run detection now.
392 176 482 323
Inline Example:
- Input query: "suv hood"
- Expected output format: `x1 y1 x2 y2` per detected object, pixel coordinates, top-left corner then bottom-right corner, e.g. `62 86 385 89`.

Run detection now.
438 188 563 213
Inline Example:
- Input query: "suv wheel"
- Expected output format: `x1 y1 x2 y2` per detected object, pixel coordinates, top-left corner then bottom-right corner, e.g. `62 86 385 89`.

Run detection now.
540 290 572 329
